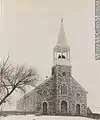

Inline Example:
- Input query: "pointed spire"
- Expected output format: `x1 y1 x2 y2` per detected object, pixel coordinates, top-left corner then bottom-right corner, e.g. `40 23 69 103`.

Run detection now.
57 18 67 47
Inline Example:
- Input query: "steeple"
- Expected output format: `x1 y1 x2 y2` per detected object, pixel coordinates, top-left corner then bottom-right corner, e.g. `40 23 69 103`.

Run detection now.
57 18 67 47
53 19 71 66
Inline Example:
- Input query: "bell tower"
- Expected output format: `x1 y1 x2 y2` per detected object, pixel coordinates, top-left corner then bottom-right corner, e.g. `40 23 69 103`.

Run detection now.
52 19 72 76
53 19 70 66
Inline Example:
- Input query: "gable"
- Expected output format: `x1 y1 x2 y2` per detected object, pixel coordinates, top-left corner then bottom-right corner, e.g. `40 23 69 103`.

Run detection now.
69 75 88 94
35 75 56 98
17 75 55 103
36 75 55 90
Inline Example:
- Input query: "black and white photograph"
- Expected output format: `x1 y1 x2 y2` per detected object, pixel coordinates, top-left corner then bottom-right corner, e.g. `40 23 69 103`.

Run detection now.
0 0 100 120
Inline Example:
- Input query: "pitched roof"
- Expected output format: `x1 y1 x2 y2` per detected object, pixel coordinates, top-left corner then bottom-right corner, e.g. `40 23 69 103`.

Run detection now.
34 75 55 89
69 75 88 93
18 73 87 102
89 106 100 114
18 75 55 102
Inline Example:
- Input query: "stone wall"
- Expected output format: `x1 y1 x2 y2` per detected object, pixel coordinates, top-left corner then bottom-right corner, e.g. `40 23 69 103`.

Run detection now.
35 75 56 115
16 89 36 112
53 65 87 116
17 65 87 116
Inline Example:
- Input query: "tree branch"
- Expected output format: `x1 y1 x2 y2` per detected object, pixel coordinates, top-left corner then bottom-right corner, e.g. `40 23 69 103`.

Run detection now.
0 55 38 106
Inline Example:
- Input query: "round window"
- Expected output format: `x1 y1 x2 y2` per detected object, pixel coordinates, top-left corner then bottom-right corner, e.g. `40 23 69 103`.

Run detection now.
76 93 80 97
62 72 66 76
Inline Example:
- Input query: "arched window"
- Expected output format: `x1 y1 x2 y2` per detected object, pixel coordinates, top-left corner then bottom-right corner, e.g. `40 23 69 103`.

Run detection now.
57 53 66 59
61 101 67 115
58 54 62 58
43 102 47 115
62 53 66 59
57 52 62 59
62 55 66 59
61 84 67 94
76 104 80 115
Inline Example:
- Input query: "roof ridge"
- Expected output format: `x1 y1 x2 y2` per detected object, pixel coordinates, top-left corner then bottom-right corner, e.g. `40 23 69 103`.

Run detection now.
18 75 55 101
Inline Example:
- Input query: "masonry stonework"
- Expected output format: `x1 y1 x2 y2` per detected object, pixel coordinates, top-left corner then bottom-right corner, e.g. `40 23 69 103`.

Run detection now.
35 76 56 115
17 19 88 116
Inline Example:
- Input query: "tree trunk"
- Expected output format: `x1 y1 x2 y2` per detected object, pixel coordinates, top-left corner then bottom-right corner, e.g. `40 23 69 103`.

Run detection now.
0 87 16 106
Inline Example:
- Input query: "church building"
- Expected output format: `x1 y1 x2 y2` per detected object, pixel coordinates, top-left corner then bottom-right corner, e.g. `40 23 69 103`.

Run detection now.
17 19 88 116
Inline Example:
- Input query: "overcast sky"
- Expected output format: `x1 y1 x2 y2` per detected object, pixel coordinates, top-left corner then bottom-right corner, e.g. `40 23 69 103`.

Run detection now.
0 0 100 111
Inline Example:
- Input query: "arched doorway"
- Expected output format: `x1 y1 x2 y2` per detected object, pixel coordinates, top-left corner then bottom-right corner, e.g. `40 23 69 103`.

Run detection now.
43 102 47 115
61 101 67 115
76 104 80 115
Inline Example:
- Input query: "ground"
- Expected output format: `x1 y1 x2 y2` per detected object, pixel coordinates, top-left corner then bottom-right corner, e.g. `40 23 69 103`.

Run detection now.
0 115 97 120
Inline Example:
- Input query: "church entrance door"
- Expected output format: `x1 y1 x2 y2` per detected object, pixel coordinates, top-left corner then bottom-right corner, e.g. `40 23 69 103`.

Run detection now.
76 104 80 116
43 102 47 115
61 101 67 115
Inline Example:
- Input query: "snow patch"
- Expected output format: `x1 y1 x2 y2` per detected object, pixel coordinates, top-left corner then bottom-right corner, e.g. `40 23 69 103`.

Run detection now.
0 115 96 120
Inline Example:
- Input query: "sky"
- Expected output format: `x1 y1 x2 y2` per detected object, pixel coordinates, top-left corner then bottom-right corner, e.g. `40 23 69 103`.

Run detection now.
0 0 100 112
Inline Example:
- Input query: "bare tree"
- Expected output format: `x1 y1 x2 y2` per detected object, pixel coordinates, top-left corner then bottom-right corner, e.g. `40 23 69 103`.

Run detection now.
0 55 38 106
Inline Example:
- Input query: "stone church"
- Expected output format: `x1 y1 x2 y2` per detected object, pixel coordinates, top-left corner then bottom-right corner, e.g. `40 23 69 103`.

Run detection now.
17 19 88 116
